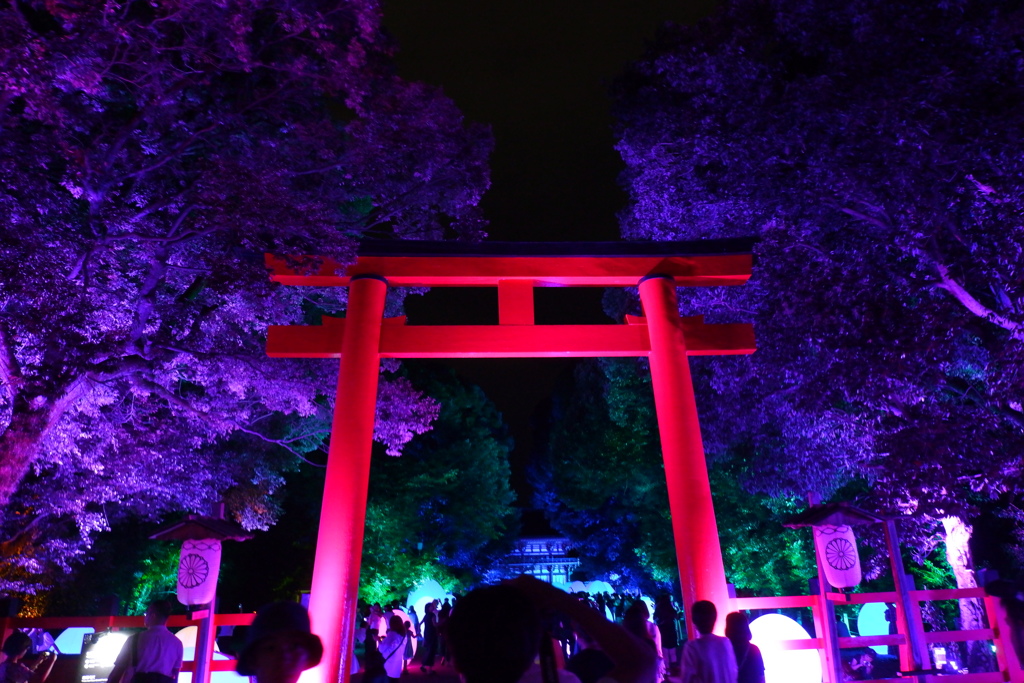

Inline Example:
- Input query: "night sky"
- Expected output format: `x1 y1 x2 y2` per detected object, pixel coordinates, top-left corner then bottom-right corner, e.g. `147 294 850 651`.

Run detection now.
382 0 718 498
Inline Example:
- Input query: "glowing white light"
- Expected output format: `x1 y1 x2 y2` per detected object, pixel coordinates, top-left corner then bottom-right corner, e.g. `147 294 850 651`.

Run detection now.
749 614 822 683
90 633 131 668
177 650 244 683
585 581 614 596
55 627 95 655
640 596 655 622
176 625 199 650
584 581 617 619
406 579 453 619
856 603 890 655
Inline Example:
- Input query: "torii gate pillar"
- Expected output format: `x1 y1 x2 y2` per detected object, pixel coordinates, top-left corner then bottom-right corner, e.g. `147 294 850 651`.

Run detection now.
639 275 730 635
306 275 387 683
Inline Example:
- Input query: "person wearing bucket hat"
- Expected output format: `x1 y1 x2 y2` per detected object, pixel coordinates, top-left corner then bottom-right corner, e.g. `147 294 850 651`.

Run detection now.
237 602 323 683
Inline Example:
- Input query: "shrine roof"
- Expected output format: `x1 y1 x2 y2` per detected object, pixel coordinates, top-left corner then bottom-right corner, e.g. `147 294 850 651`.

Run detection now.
149 514 253 541
783 502 886 528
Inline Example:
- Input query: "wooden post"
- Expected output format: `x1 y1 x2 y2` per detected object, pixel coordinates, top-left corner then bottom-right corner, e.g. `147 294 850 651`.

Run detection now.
192 604 216 683
812 535 844 683
638 275 730 634
985 594 1024 683
883 520 927 671
306 275 387 683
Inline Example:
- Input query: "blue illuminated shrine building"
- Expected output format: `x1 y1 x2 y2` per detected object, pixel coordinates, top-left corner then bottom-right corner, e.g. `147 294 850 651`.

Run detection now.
505 512 580 585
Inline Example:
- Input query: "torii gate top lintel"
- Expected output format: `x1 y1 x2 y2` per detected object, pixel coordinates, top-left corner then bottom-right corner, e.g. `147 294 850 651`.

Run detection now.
265 238 755 288
265 240 756 359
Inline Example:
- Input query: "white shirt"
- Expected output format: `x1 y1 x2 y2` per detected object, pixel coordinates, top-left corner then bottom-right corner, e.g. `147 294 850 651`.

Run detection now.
680 633 737 683
118 626 183 678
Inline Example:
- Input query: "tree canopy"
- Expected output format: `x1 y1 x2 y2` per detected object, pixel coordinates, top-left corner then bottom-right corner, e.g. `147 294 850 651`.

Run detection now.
0 0 491 593
612 0 1024 544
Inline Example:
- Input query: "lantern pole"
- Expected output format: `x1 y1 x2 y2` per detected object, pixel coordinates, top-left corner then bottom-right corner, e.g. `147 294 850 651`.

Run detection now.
638 274 730 633
811 531 844 683
192 597 217 683
150 505 251 683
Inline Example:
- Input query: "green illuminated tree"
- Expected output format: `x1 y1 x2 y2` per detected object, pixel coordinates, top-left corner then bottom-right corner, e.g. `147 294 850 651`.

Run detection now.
361 364 518 603
533 358 816 596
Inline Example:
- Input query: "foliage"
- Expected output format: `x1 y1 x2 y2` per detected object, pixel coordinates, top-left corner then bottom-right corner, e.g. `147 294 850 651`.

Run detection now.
218 464 324 610
612 0 1024 537
711 453 816 596
534 357 817 595
0 0 492 593
217 365 517 609
360 364 519 604
124 543 180 616
33 520 174 616
532 358 665 591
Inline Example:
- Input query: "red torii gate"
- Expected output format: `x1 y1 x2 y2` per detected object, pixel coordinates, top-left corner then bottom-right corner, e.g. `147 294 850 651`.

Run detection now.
265 240 756 683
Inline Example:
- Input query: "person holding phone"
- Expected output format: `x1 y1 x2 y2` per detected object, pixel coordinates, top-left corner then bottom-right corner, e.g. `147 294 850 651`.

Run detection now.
0 632 55 683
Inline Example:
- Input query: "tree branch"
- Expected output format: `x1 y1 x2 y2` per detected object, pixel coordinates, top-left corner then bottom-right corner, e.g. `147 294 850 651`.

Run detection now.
132 376 326 467
109 124 219 187
839 206 892 232
0 325 22 407
932 261 1024 340
848 200 1024 340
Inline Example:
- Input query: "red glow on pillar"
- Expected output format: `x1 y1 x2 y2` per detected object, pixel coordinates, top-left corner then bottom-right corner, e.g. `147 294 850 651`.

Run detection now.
306 276 388 683
639 275 730 636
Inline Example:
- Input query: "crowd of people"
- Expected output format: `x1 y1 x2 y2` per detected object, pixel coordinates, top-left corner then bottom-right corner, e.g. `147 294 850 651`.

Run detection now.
0 586 912 683
1 580 926 683
351 578 766 683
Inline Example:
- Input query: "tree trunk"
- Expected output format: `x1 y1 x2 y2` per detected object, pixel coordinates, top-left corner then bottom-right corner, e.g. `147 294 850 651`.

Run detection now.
0 411 45 505
943 516 994 672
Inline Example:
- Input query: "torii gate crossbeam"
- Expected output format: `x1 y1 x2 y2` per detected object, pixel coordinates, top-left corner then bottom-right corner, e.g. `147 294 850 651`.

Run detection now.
265 240 756 683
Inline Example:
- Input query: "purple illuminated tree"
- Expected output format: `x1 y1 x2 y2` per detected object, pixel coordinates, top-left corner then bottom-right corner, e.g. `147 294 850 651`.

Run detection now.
614 0 1024 648
0 0 491 592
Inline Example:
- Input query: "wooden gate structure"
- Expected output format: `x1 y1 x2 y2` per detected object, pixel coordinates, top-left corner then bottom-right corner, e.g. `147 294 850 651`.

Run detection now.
265 240 756 683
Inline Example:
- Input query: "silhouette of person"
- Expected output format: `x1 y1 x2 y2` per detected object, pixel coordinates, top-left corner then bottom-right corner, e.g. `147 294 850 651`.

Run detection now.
236 602 324 683
724 613 763 683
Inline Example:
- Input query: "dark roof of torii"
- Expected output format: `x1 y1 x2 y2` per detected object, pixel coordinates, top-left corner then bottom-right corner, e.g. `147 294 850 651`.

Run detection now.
783 502 886 529
268 238 758 288
149 514 253 542
355 238 757 258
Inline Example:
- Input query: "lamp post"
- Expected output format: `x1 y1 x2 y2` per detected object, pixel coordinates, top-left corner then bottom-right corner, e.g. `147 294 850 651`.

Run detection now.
150 504 252 683
785 502 927 680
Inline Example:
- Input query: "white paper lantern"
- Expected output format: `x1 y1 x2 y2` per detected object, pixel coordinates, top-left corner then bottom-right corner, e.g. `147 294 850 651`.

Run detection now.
814 524 862 589
177 539 222 606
